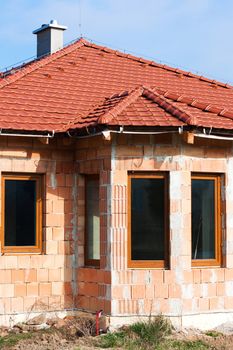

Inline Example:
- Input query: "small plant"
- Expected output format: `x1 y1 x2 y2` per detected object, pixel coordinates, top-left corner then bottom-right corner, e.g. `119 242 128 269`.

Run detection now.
170 339 211 349
75 317 96 337
204 330 222 338
97 331 126 348
129 314 172 346
0 332 33 348
97 315 172 349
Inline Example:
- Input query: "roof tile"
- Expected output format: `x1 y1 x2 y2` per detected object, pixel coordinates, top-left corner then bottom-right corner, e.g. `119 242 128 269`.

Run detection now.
1 38 233 132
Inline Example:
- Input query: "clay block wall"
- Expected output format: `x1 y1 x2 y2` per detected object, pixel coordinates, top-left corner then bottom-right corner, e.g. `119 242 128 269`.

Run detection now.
75 136 112 314
0 136 77 324
110 133 233 318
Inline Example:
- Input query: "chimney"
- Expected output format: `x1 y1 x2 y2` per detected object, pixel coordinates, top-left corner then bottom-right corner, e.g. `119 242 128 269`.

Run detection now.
33 20 67 58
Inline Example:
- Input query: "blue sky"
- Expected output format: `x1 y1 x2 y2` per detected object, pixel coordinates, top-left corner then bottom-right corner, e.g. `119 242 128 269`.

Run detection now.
1 0 233 83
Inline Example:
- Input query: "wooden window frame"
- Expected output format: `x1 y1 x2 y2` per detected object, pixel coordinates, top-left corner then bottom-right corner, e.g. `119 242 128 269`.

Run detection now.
128 172 169 269
191 173 222 267
1 173 42 254
84 174 100 268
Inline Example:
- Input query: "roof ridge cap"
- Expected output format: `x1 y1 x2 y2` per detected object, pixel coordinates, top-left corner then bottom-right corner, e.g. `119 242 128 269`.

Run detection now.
0 38 87 89
143 87 196 125
98 86 144 124
84 40 233 90
155 87 233 122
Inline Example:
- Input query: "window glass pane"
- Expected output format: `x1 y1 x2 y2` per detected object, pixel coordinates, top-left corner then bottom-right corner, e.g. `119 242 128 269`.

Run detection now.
86 178 100 260
131 178 165 260
192 179 215 259
5 180 36 246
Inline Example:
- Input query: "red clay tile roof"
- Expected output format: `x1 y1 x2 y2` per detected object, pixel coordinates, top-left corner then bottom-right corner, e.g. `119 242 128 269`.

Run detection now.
69 86 185 128
69 86 233 131
1 38 233 133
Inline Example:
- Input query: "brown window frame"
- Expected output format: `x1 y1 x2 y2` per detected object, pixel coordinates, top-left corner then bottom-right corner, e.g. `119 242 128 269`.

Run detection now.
85 174 100 267
191 173 222 267
1 173 42 254
128 172 169 269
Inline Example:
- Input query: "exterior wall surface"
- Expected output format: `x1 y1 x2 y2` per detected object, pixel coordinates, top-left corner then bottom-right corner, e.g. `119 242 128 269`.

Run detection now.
0 136 77 325
1 131 233 329
75 136 112 315
73 132 233 328
109 133 233 327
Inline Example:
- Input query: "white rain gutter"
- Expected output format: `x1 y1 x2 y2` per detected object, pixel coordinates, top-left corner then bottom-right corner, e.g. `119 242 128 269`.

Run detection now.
68 127 181 139
0 130 55 138
194 133 233 141
68 126 233 141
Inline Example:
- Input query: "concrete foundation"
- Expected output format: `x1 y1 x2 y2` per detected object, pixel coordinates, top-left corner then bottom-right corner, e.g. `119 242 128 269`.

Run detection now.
109 311 233 331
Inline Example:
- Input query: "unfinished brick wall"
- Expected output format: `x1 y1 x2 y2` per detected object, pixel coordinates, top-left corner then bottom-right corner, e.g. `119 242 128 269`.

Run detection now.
75 136 112 314
0 136 77 324
1 130 233 327
110 133 233 325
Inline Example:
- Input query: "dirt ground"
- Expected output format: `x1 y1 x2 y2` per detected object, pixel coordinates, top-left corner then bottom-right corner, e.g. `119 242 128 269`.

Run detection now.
0 315 99 350
3 328 233 350
173 328 233 350
1 315 233 349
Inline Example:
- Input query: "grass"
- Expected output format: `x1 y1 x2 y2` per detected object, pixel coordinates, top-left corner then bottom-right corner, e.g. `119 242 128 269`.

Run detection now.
167 339 211 349
0 332 33 348
0 317 219 349
128 314 172 347
97 316 213 350
97 315 171 349
204 330 222 338
97 331 126 348
0 328 54 349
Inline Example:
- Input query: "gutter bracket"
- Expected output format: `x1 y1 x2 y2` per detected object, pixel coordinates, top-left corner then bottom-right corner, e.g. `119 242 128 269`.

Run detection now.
183 131 195 144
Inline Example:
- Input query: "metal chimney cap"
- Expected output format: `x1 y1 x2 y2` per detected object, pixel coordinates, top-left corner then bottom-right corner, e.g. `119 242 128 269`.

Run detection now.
50 19 58 25
33 20 67 34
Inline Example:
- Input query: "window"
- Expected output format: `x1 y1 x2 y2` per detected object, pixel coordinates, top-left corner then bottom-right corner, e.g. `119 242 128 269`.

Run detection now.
128 173 168 268
85 175 100 266
1 174 42 254
191 174 222 267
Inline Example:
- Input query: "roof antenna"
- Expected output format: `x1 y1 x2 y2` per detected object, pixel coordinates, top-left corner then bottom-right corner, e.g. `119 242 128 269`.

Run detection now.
78 0 83 37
